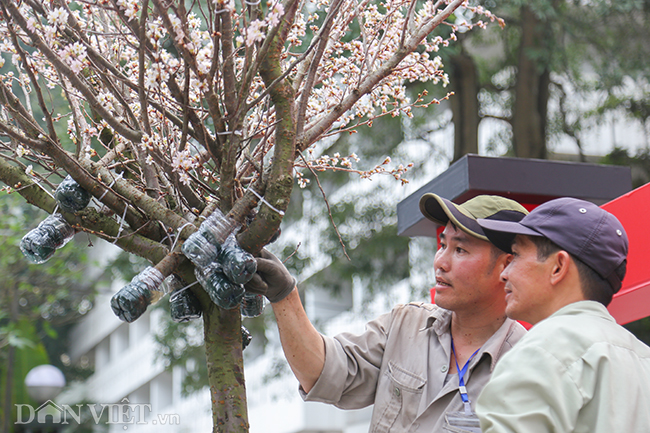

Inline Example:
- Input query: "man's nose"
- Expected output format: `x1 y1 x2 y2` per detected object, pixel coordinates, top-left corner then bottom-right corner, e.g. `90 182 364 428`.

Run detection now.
434 247 448 271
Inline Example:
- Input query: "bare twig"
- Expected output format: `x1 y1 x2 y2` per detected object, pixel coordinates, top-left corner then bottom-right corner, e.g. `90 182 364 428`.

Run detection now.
2 0 143 144
295 0 345 141
298 150 350 261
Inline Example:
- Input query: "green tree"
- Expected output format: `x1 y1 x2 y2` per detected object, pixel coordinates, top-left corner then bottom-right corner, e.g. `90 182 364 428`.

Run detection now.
0 193 95 431
431 0 650 162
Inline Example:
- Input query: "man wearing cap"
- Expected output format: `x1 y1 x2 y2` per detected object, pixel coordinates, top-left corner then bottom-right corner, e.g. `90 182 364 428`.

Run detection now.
245 194 529 432
475 197 650 433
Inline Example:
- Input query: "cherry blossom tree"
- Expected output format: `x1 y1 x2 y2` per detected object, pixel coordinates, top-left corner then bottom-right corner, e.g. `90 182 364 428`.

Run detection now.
0 0 498 430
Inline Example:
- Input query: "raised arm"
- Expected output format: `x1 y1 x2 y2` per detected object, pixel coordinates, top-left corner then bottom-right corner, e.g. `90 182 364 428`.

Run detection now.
272 288 325 392
245 249 325 392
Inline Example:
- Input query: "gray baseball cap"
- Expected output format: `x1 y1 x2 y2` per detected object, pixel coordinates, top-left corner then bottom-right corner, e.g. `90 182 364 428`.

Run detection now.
477 197 629 292
419 193 529 241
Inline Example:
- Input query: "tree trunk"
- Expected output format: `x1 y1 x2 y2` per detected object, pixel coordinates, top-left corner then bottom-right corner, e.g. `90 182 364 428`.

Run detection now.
512 6 552 159
450 48 480 162
202 300 248 432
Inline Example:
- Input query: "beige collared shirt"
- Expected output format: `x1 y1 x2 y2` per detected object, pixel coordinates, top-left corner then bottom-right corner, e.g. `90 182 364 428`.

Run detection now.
301 302 526 432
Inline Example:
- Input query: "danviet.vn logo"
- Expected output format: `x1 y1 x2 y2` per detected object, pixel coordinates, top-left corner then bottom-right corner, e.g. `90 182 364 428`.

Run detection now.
16 397 180 428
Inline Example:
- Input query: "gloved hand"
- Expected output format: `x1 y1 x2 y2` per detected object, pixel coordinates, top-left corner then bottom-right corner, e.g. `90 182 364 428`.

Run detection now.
244 249 296 303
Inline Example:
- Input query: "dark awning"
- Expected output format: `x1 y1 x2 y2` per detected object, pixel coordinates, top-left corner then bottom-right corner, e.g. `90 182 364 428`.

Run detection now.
397 154 632 238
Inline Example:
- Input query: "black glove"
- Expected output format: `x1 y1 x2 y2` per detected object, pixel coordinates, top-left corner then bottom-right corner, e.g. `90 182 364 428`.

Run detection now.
244 249 296 303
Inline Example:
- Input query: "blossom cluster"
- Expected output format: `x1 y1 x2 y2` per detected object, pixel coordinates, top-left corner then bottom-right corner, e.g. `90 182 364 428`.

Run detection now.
0 0 496 211
294 153 414 187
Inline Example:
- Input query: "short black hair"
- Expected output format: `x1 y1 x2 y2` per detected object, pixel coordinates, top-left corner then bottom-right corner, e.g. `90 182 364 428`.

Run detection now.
528 236 627 307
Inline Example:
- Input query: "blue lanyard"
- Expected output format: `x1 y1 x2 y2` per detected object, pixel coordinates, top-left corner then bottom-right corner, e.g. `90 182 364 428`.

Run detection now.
450 337 481 413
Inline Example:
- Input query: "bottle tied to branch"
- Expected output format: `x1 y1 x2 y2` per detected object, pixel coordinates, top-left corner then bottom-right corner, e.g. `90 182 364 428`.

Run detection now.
181 231 220 269
219 235 257 285
20 214 75 264
111 266 166 323
181 208 257 311
241 293 265 318
55 175 92 213
181 208 238 268
194 263 245 310
167 274 202 323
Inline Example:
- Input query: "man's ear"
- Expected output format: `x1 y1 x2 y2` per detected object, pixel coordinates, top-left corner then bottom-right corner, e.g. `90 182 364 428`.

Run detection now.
550 250 571 286
495 252 512 274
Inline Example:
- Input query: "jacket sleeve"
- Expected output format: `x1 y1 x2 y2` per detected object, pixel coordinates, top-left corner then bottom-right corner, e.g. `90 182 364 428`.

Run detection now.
301 309 394 409
476 343 583 433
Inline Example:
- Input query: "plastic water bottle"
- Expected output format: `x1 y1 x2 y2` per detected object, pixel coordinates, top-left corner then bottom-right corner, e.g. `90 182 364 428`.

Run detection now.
181 207 257 311
200 208 239 245
219 235 257 285
167 274 202 322
181 208 237 268
241 293 265 318
181 231 220 268
20 214 75 264
194 263 245 310
55 175 91 213
111 266 166 322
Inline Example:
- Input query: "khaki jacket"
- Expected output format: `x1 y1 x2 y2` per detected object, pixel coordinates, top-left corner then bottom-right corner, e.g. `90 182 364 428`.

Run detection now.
302 302 526 432
478 301 650 433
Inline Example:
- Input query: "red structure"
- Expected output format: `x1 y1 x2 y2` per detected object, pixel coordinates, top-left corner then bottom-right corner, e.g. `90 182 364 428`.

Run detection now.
397 155 648 325
603 183 650 324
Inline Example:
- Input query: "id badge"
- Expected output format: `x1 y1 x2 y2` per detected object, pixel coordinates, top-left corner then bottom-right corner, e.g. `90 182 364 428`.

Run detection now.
442 410 482 433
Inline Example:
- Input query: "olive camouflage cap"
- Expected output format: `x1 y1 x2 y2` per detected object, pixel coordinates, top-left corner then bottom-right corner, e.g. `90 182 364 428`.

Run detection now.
419 194 529 241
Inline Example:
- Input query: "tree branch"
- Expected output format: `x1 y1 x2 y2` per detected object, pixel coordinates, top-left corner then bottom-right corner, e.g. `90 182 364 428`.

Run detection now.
0 76 45 140
295 0 344 140
302 0 464 148
298 151 349 260
151 0 203 80
248 0 302 247
2 0 143 144
6 18 57 141
0 156 168 260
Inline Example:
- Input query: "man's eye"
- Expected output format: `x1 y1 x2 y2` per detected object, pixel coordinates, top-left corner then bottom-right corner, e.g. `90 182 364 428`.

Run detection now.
456 247 465 254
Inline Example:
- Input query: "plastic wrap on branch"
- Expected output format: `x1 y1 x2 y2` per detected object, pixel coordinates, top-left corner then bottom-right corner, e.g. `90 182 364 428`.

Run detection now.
20 214 75 264
181 208 238 268
55 175 91 213
182 231 221 269
195 263 245 310
219 234 257 285
167 275 202 323
200 209 239 245
111 267 166 323
242 326 252 350
181 208 257 310
241 293 265 318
